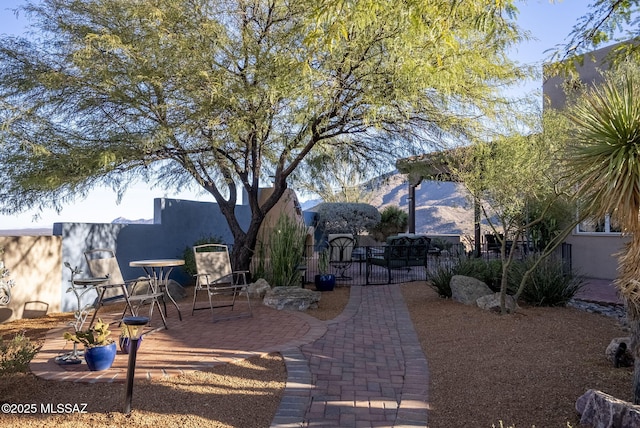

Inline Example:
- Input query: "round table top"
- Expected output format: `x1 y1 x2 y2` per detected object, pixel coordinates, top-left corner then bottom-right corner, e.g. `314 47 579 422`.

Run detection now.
129 259 185 268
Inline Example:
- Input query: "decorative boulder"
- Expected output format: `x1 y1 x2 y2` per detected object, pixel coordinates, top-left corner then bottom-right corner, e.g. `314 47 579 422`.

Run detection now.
476 293 519 313
165 279 188 300
450 275 493 306
576 389 640 428
248 278 271 299
263 286 321 311
605 337 634 368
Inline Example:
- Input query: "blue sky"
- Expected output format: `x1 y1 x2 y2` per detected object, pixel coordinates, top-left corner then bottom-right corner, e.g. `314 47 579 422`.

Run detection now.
0 0 594 230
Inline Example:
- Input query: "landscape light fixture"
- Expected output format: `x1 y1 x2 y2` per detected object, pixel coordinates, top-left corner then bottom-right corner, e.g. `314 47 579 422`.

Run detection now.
122 316 148 415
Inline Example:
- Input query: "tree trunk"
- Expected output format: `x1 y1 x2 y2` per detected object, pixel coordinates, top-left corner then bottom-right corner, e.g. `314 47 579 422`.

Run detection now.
230 236 255 273
228 215 264 273
627 304 640 404
216 184 289 273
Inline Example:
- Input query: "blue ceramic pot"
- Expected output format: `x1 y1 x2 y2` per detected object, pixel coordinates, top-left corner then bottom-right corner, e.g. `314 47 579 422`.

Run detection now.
314 274 336 291
119 336 143 354
84 342 116 371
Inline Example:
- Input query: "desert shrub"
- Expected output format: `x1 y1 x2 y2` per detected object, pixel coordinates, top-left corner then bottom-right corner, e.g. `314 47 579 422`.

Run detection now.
369 205 408 241
527 198 575 252
181 234 224 278
509 254 585 306
430 237 453 252
429 256 502 297
0 332 38 374
454 258 503 292
315 202 381 238
429 261 458 298
266 214 307 287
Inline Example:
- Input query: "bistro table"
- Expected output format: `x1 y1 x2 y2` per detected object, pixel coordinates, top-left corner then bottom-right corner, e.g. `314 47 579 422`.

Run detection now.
129 259 185 324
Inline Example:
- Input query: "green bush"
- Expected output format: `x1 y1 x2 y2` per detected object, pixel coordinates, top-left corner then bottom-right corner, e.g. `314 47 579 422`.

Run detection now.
181 234 224 278
508 255 585 307
455 258 503 292
369 205 408 241
266 214 307 287
0 332 38 374
429 257 503 298
430 237 453 252
316 202 381 237
429 262 457 298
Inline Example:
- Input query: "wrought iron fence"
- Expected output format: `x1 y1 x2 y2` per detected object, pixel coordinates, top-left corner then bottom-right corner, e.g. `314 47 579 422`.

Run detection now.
300 243 467 286
296 241 573 287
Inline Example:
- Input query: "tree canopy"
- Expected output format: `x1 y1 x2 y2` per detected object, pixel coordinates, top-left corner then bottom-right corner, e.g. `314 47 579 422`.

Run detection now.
0 0 531 268
548 0 640 72
448 113 578 310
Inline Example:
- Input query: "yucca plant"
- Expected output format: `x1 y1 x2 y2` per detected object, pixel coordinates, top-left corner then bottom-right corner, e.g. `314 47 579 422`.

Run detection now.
565 63 640 403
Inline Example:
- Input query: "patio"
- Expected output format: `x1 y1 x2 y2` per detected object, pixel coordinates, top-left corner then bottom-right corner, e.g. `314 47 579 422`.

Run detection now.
30 297 326 383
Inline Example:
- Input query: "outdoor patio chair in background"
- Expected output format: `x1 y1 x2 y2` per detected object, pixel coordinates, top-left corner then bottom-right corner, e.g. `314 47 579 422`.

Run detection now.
84 248 167 328
484 233 513 255
485 234 500 253
328 234 355 280
191 244 252 320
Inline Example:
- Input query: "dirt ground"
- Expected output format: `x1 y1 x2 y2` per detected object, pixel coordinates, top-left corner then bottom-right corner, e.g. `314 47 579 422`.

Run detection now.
0 283 632 427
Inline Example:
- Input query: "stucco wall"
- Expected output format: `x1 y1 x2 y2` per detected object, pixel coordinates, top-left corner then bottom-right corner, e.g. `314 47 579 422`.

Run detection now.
252 188 313 272
1 191 295 319
53 198 253 312
565 232 627 280
0 235 62 322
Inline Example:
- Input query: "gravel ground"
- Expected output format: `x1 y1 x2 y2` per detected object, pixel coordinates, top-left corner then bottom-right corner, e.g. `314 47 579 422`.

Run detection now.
0 283 632 427
401 283 631 427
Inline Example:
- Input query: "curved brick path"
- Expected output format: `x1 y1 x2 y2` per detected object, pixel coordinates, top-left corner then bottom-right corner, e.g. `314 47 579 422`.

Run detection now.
272 284 429 427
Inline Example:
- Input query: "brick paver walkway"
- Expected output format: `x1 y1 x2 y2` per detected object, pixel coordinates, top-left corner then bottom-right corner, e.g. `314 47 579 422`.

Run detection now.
271 285 429 427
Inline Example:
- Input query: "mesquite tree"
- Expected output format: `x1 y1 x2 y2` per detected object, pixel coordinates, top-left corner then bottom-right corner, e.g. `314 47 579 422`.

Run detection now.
0 0 530 270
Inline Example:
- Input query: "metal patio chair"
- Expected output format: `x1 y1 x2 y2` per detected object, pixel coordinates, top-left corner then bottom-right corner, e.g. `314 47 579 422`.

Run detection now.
84 249 167 329
328 234 355 280
191 244 252 320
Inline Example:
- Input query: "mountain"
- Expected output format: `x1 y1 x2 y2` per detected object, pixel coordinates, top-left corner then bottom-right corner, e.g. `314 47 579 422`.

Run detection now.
367 173 475 236
111 217 153 224
301 172 476 238
0 228 52 236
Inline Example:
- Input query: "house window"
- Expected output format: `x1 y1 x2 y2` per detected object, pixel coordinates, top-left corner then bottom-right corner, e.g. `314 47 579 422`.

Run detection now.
578 215 621 234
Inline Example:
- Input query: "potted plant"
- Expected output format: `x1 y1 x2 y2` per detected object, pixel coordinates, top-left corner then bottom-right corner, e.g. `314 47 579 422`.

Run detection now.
118 326 143 354
314 249 336 291
63 319 116 371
